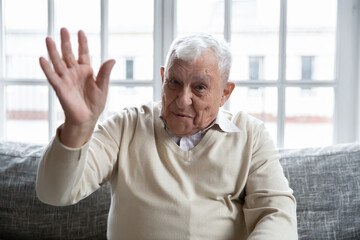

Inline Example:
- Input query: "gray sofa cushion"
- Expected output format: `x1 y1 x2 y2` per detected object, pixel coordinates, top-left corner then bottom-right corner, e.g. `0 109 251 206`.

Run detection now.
280 143 360 240
1 140 360 239
0 141 110 240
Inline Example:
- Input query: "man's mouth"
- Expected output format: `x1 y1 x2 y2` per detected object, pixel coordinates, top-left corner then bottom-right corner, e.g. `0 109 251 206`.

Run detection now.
174 112 193 118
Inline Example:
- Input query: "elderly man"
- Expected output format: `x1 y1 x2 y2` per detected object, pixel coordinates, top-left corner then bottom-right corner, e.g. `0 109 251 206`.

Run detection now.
37 28 297 239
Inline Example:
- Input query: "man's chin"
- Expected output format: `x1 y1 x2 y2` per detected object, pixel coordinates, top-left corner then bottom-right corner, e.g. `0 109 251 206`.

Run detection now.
167 125 197 137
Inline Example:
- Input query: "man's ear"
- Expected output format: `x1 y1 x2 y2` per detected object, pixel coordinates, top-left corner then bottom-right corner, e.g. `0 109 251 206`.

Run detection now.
220 82 235 106
160 67 165 84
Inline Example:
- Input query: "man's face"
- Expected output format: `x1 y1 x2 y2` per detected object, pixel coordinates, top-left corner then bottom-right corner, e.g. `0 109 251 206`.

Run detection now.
161 50 234 137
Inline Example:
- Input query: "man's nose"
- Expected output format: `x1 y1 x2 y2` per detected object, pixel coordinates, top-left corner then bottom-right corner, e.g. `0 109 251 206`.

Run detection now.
176 87 192 108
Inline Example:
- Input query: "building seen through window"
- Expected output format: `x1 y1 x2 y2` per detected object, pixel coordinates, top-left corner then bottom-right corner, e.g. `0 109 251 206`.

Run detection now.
301 56 313 80
249 56 264 81
126 59 134 79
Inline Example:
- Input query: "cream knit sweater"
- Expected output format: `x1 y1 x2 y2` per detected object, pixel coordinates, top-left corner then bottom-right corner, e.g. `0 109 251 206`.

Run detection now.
36 102 297 240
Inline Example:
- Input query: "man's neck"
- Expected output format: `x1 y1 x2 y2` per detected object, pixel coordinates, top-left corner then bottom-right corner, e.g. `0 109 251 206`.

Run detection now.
160 110 240 151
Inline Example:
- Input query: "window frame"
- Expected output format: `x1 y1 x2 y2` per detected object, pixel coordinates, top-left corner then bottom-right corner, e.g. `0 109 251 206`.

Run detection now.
0 0 359 148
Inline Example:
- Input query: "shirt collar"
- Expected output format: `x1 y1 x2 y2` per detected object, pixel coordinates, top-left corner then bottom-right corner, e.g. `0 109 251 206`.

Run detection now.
214 110 241 133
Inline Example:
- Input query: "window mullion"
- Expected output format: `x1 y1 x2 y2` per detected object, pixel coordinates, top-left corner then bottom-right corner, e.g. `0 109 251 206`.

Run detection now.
277 0 287 148
358 0 360 142
162 0 177 63
101 0 109 64
224 0 231 43
153 0 163 101
48 0 56 140
0 0 5 141
334 0 360 143
153 0 177 101
223 0 231 110
100 0 109 120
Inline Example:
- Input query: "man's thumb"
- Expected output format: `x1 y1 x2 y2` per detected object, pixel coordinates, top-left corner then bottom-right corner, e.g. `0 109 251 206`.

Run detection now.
96 59 116 91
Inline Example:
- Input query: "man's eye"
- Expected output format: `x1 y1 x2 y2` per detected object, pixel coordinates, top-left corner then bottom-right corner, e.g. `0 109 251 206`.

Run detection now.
166 79 179 85
169 79 179 85
166 79 180 89
195 85 206 91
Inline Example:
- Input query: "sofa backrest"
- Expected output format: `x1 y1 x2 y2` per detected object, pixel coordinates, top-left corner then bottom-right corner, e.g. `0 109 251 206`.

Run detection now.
0 141 110 240
280 143 360 240
1 140 360 239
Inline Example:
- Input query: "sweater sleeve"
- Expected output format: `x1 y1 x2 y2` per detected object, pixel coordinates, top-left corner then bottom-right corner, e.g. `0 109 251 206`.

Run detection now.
36 114 122 206
243 124 298 240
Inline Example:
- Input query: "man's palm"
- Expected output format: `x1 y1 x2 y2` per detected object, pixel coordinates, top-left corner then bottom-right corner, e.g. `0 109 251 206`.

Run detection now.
39 28 115 126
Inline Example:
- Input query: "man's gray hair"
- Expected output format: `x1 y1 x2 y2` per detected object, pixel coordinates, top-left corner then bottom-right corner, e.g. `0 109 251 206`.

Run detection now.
164 33 232 83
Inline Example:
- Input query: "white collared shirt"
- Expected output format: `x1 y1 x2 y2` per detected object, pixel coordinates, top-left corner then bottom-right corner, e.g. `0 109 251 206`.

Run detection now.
163 110 240 151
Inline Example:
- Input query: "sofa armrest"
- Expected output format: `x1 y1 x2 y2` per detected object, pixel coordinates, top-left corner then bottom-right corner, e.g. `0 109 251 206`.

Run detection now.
0 141 111 240
280 143 360 240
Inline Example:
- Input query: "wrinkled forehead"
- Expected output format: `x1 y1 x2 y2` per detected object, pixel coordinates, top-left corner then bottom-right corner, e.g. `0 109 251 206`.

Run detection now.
165 49 219 73
165 53 222 84
166 65 211 82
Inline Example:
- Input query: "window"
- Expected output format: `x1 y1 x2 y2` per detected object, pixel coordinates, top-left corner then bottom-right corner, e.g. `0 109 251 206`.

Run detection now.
248 56 264 91
249 56 264 81
0 0 359 148
126 59 134 79
0 0 155 143
301 56 313 80
179 0 358 148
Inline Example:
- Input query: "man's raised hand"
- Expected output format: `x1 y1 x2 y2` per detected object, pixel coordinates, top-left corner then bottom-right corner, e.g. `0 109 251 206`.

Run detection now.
39 28 115 147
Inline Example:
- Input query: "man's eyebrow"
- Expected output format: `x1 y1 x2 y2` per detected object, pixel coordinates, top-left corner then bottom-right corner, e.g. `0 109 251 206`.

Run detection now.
166 69 181 78
193 75 211 82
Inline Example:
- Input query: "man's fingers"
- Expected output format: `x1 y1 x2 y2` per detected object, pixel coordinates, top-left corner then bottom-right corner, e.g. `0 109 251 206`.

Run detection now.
61 28 78 68
46 37 67 76
78 30 91 65
39 57 61 91
96 59 116 92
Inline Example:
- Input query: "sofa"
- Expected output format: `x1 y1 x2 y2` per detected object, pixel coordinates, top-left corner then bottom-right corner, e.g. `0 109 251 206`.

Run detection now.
0 140 359 239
